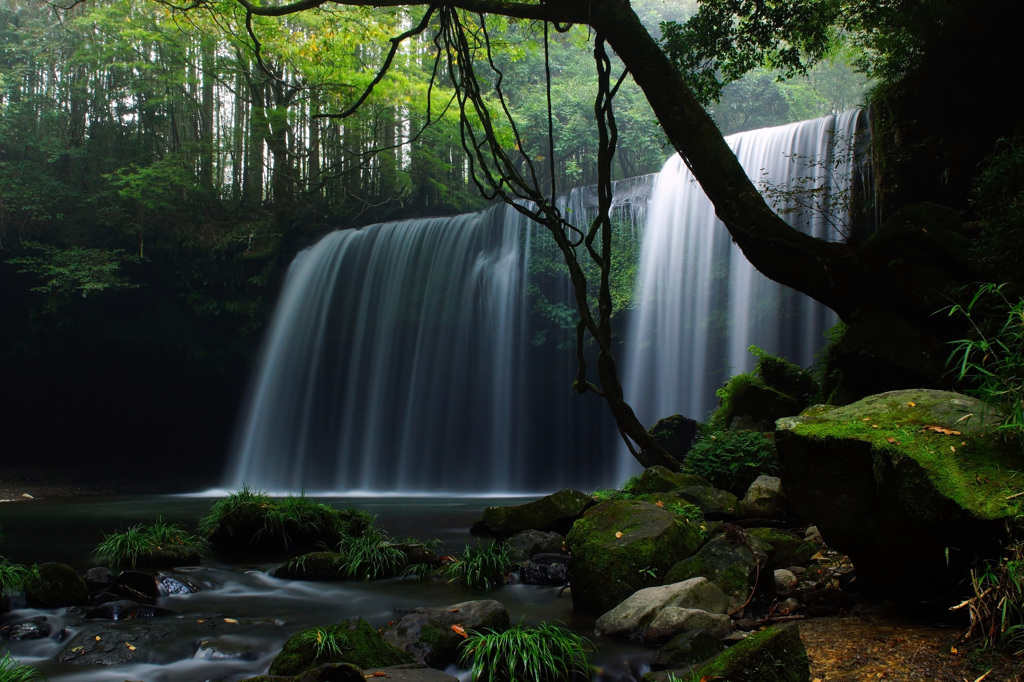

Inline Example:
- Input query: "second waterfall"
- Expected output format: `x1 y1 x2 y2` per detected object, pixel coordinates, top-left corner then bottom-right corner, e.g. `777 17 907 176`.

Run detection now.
225 111 868 494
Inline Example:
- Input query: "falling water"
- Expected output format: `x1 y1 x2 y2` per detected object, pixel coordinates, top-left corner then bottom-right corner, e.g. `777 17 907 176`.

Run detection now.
227 111 867 493
621 110 867 479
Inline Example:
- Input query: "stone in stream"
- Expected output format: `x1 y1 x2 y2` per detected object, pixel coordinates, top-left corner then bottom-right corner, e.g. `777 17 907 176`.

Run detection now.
382 599 509 668
0 616 52 640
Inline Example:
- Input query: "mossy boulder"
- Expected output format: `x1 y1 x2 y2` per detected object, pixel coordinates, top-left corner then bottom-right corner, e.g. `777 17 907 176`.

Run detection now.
470 488 595 538
273 552 347 580
776 388 1024 593
747 528 817 570
650 629 724 670
566 500 705 614
24 562 89 608
137 545 203 570
674 486 740 518
709 348 818 432
382 599 509 668
270 617 414 676
644 623 809 682
629 465 711 495
639 415 703 468
664 533 769 608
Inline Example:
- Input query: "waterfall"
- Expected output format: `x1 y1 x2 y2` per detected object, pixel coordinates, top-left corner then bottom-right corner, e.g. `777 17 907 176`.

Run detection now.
620 109 867 480
226 111 867 494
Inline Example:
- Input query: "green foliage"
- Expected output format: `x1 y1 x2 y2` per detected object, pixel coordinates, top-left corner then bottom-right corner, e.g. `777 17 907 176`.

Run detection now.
685 430 779 493
296 626 350 662
971 138 1024 283
334 521 406 580
947 283 1024 437
0 652 46 682
459 621 593 682
956 539 1024 655
7 243 140 298
94 517 209 570
199 487 360 550
0 557 32 600
661 0 840 106
591 473 642 502
443 542 512 590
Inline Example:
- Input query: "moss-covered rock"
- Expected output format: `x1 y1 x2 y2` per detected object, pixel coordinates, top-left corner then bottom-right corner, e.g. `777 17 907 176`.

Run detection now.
674 485 740 518
747 528 817 570
382 599 509 668
273 552 347 580
650 629 724 670
644 623 808 682
629 465 711 495
566 500 705 615
776 388 1024 593
269 617 414 676
470 488 595 538
24 562 88 608
709 348 818 432
664 533 768 608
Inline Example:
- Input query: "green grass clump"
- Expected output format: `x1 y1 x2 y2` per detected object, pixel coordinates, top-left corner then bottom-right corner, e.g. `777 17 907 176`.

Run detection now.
460 621 592 682
685 430 779 494
335 521 406 580
0 557 33 610
444 542 512 590
0 651 46 681
296 626 350 662
199 486 366 551
94 517 208 569
591 473 642 502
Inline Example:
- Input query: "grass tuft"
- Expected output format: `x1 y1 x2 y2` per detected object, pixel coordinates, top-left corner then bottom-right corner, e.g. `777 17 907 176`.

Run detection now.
94 517 208 569
0 652 46 682
334 521 406 580
443 542 512 590
460 621 592 682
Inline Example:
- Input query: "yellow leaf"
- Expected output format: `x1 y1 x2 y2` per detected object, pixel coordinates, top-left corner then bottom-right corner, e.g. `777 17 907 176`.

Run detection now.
94 636 101 641
126 643 136 651
615 531 623 538
908 401 916 407
655 500 665 507
951 646 959 654
224 618 238 624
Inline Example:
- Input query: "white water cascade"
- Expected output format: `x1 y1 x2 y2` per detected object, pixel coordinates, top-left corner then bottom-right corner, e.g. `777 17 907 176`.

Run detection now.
620 109 867 479
226 111 867 493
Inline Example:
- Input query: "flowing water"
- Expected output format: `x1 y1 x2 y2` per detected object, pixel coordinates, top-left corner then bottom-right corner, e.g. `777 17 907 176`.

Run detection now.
226 111 869 494
0 495 649 681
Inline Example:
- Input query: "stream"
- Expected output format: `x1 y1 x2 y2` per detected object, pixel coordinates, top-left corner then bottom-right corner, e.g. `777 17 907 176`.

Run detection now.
0 494 651 681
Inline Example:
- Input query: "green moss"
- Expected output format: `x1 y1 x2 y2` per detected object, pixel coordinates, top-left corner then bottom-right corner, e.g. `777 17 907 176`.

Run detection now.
783 393 1024 520
269 617 413 676
694 623 809 681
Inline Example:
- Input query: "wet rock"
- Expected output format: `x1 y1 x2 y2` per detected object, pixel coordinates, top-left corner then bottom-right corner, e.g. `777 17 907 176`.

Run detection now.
382 599 509 668
24 562 89 609
746 528 817 569
650 629 724 670
58 618 219 665
506 529 565 563
84 566 115 594
567 500 704 615
85 599 177 620
519 552 569 585
594 577 730 639
116 571 161 601
470 488 595 538
740 476 786 518
271 617 413 676
644 607 731 643
194 637 261 661
0 616 52 640
159 572 200 595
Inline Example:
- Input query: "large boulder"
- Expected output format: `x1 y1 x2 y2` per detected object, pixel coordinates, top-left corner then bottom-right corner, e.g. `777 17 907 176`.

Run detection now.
776 389 1024 593
740 475 786 518
506 530 565 563
650 629 724 670
270 617 414 676
24 562 89 609
382 600 509 669
664 532 769 609
566 500 705 615
638 415 703 469
645 623 809 682
470 488 595 538
594 577 730 638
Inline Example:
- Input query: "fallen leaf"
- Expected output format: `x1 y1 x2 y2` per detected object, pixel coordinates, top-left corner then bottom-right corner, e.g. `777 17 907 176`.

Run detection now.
924 425 961 435
366 673 388 678
655 500 665 507
862 417 872 421
449 608 460 613
224 618 238 624
886 437 896 443
871 424 880 429
126 643 136 651
94 636 101 641
615 531 623 538
196 619 205 623
951 646 959 654
451 624 468 638
951 446 956 452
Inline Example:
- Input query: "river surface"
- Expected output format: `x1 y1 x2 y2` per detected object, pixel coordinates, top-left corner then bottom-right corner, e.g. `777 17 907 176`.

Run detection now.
0 494 651 681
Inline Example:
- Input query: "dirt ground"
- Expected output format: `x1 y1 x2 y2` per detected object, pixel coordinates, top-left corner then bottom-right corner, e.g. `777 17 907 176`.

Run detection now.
800 610 1022 681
